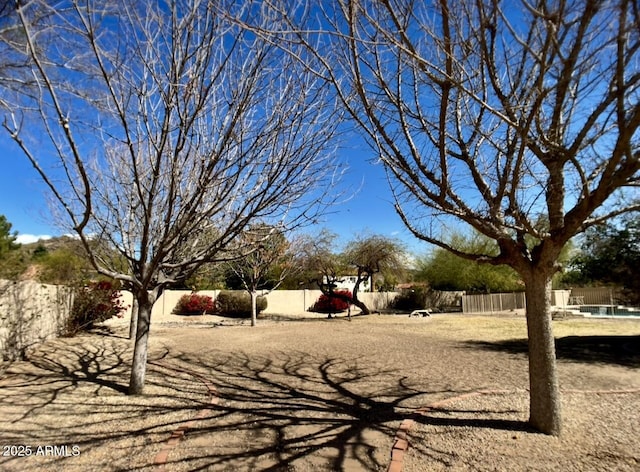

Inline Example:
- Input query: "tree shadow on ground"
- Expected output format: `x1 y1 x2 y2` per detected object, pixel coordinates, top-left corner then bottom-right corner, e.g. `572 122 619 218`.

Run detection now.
153 350 431 471
0 331 537 472
85 324 130 339
155 348 536 471
407 403 537 467
414 407 533 433
0 336 212 472
465 335 640 367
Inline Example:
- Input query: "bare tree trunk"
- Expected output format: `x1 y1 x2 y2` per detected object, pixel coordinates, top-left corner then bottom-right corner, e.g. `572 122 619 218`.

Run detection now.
250 290 257 327
316 279 371 316
524 272 561 435
351 278 370 315
351 296 370 315
129 293 152 395
128 296 138 340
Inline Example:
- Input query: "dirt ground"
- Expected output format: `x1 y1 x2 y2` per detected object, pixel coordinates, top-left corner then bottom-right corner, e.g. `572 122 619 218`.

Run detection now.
0 313 639 471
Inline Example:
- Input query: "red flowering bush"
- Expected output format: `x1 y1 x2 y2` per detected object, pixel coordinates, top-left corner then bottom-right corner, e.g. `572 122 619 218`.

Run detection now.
174 293 215 315
310 290 352 313
66 280 126 335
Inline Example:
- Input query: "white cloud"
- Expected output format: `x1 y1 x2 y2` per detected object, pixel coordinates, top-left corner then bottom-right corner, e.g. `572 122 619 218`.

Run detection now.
16 234 52 245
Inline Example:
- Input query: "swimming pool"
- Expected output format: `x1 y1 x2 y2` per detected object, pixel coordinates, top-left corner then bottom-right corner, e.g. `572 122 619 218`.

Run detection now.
579 305 640 317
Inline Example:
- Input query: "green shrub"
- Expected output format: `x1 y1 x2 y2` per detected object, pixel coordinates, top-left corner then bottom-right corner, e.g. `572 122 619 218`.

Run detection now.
215 290 267 318
393 286 428 311
173 293 215 315
66 280 126 335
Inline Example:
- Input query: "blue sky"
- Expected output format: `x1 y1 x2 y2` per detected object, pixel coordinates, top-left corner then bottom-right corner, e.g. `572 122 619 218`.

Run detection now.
0 130 425 253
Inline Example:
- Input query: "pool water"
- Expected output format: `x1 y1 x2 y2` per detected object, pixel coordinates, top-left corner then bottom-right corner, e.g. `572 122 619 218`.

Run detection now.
579 305 640 317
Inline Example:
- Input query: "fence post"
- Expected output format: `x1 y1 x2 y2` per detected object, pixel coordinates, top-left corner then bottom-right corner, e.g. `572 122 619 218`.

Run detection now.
609 288 614 315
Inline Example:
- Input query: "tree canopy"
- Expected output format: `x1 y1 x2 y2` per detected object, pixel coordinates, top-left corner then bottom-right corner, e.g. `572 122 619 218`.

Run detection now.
2 0 342 394
0 215 24 280
225 224 294 325
417 234 522 293
293 231 406 315
344 234 406 292
250 0 640 435
563 217 640 304
0 215 19 258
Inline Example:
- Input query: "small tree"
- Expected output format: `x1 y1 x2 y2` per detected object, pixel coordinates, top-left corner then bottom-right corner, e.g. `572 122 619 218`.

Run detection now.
343 234 406 314
225 225 293 326
0 215 24 280
296 232 405 316
297 231 360 314
0 215 19 258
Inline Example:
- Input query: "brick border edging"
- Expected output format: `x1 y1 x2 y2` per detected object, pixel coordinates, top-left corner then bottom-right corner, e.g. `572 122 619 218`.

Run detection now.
386 387 640 472
149 361 219 469
387 389 512 472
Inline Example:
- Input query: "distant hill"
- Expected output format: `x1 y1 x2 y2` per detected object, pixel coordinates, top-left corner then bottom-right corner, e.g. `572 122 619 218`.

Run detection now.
8 235 96 283
20 235 86 254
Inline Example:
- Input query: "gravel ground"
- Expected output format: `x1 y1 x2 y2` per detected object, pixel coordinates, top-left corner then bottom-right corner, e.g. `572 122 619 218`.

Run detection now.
0 313 639 471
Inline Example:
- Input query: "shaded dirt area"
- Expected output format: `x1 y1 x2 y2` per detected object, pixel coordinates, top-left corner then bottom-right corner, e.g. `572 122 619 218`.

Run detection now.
0 314 639 471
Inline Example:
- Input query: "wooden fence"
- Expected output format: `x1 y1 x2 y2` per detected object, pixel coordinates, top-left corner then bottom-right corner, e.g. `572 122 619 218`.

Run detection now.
461 292 526 313
567 287 624 305
460 290 579 314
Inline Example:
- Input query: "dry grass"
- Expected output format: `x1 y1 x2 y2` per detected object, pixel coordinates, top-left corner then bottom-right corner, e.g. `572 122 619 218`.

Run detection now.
0 314 638 471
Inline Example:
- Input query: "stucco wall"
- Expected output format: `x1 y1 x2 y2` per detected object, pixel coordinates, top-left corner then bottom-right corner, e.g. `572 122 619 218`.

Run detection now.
0 280 73 361
1 285 402 360
116 289 401 322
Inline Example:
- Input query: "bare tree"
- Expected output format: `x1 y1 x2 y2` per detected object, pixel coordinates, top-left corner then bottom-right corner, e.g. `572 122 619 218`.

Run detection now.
296 231 404 316
297 230 358 313
0 1 35 108
226 224 294 326
344 234 405 314
253 0 640 434
2 0 342 394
